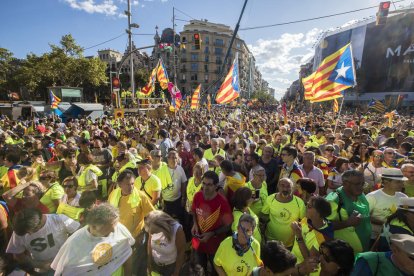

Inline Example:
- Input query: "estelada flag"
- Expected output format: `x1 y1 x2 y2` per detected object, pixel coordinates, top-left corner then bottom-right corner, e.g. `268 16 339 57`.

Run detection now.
215 55 240 104
302 43 356 103
141 62 158 95
191 84 201 110
49 90 61 109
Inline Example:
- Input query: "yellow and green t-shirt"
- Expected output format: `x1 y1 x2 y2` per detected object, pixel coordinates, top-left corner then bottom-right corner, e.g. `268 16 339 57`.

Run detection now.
261 194 305 247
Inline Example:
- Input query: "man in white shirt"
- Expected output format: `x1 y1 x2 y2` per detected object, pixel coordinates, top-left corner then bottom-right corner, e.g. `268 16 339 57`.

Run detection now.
51 203 135 276
366 168 408 243
192 147 209 173
298 151 325 195
164 150 187 224
6 209 80 275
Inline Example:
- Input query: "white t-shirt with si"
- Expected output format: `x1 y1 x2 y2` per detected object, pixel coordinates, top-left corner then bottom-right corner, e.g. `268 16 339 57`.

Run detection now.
6 214 80 262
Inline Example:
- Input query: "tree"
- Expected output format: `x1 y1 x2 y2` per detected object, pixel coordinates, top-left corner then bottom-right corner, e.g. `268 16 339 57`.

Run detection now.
251 89 278 105
8 34 107 98
0 48 14 86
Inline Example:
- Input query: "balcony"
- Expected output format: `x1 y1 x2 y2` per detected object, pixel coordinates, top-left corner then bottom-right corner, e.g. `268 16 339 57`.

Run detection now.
214 42 225 47
180 79 186 83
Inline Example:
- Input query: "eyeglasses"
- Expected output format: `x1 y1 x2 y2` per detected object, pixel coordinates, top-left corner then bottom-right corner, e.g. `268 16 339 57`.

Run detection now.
63 184 74 189
373 155 384 158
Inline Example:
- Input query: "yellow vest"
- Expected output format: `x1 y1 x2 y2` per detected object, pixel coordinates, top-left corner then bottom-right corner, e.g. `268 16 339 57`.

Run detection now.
77 164 103 190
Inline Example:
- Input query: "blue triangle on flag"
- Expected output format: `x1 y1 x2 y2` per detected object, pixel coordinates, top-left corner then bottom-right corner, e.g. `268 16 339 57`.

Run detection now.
328 45 356 87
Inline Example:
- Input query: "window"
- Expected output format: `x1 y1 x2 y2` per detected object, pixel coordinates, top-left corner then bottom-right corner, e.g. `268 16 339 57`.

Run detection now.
215 39 224 46
236 42 241 48
204 64 208 72
191 63 199 71
205 36 209 44
205 55 209 62
191 54 199 61
204 46 209 54
205 74 209 81
215 57 222 64
191 74 198 81
215 48 223 55
182 74 186 80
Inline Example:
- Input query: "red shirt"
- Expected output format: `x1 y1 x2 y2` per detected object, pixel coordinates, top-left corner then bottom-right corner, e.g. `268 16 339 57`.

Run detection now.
13 199 50 214
191 191 233 254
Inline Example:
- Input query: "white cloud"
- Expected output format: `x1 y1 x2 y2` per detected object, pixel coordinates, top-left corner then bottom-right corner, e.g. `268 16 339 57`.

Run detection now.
63 0 119 16
249 28 323 100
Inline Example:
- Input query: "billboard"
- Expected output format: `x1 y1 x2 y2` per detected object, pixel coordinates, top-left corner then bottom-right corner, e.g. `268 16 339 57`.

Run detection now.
314 13 414 93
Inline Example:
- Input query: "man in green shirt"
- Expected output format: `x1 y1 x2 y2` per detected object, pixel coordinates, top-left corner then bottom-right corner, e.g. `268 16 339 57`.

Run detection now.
326 170 371 253
352 234 414 276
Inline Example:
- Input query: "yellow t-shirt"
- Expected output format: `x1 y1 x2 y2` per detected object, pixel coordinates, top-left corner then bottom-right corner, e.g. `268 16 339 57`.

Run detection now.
245 181 268 216
118 191 155 238
152 162 172 190
261 194 305 247
291 218 330 275
40 183 64 213
134 174 162 200
214 236 261 276
232 208 261 244
186 177 202 208
203 148 226 161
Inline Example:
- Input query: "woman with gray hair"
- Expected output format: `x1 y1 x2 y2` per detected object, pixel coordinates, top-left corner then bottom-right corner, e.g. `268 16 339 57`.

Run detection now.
51 203 135 275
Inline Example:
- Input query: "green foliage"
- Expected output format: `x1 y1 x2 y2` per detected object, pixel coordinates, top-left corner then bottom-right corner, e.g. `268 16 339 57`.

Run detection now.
0 48 14 86
251 89 278 105
1 34 107 97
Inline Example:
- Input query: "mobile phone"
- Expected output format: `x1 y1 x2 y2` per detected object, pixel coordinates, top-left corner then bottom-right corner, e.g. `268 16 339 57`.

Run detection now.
255 189 260 199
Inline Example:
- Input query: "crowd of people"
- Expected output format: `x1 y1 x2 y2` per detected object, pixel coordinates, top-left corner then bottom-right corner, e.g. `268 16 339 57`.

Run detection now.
0 107 413 276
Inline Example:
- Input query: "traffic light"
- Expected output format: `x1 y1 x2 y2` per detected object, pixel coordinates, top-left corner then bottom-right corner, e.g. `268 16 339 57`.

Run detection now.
194 33 201 50
112 77 120 89
376 1 390 26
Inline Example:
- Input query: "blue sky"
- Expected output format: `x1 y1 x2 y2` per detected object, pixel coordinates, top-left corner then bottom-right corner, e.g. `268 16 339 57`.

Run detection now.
1 0 412 98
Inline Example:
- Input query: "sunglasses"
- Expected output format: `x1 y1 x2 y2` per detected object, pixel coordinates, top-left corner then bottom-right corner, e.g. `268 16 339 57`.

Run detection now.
63 185 74 189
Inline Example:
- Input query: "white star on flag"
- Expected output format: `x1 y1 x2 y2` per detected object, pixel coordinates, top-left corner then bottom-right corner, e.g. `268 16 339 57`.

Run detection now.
335 62 351 80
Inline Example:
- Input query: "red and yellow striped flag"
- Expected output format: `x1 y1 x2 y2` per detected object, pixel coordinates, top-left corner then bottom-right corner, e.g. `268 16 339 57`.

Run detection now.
157 59 169 90
207 94 211 112
191 84 201 110
333 98 339 113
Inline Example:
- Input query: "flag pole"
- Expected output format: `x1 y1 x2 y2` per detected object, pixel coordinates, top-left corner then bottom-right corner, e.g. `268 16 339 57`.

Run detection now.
334 96 345 133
